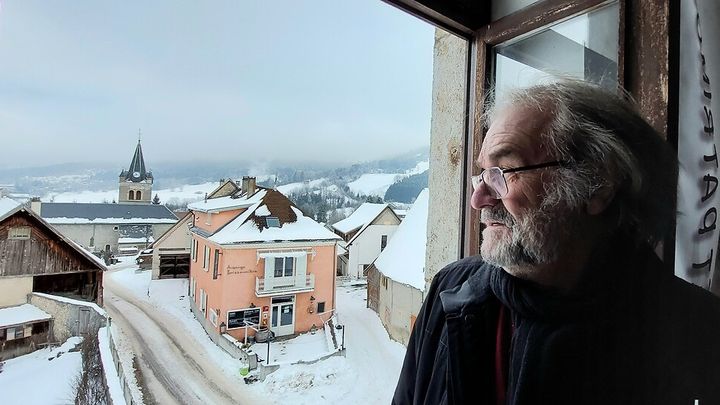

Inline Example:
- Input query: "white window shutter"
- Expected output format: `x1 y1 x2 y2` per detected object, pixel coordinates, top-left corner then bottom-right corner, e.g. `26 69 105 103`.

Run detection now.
264 258 274 290
295 255 307 286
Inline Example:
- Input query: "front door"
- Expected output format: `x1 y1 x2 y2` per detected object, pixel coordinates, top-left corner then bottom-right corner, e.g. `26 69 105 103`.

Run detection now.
270 296 295 336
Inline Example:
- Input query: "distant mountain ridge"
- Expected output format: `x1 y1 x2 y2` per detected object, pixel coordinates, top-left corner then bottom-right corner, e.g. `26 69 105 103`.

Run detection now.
3 148 429 224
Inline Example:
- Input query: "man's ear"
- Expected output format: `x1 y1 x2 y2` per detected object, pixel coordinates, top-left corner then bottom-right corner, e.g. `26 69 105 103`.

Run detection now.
586 186 615 216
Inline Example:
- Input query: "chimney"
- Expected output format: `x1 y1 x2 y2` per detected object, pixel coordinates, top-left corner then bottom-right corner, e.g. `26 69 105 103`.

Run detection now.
241 176 256 196
30 197 41 214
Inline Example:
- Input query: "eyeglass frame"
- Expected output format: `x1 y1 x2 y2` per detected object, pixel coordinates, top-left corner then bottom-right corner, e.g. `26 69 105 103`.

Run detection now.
471 160 566 198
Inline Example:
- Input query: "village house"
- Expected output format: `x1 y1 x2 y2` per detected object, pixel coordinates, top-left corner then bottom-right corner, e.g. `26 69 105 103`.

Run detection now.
331 203 402 278
149 212 193 279
367 189 428 345
0 197 105 360
187 177 340 341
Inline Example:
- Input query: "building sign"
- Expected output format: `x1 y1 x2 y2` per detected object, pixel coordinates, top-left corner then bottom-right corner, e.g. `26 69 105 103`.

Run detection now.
675 0 720 294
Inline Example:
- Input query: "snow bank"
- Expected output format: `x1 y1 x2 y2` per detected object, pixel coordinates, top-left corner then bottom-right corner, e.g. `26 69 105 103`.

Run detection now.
97 327 127 405
0 337 83 404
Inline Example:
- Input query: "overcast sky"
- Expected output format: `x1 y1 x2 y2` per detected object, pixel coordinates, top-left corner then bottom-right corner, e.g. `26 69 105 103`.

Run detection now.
0 1 434 169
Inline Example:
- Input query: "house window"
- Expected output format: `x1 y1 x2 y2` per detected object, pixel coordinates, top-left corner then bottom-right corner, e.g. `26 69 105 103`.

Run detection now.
213 249 220 279
205 212 212 226
209 309 218 326
266 217 280 228
381 234 388 251
191 239 197 262
129 190 135 200
199 289 207 314
136 190 142 200
274 257 295 277
317 302 326 314
227 308 261 329
8 226 31 240
189 277 195 298
382 275 388 289
203 245 210 270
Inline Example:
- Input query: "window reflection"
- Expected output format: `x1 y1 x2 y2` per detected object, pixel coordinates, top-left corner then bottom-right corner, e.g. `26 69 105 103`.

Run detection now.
493 2 619 101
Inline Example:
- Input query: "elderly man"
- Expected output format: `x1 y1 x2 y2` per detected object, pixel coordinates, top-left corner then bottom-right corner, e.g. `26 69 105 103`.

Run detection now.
393 80 720 405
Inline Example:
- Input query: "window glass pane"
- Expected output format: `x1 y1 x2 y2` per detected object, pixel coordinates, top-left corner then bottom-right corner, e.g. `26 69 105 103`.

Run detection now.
274 257 283 277
284 257 294 277
493 2 619 100
280 304 293 326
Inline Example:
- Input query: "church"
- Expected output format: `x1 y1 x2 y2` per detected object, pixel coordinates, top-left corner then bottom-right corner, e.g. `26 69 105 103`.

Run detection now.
32 140 178 258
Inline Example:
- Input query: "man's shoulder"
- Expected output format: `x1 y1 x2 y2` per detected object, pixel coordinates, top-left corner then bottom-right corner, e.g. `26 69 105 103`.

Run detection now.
431 255 489 292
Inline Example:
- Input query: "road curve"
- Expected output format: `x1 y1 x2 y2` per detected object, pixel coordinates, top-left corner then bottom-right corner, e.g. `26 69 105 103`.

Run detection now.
104 271 260 405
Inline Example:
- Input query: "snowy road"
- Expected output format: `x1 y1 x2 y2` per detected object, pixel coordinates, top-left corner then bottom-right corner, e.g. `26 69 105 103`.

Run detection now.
104 268 259 405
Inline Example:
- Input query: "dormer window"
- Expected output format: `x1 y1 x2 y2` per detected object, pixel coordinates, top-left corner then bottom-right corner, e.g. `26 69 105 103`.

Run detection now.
266 217 280 228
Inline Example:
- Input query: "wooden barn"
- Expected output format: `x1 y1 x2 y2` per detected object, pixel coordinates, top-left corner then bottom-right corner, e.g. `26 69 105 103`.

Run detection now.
0 198 105 308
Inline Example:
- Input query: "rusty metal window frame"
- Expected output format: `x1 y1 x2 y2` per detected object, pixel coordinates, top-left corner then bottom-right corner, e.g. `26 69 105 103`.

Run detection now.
461 0 627 257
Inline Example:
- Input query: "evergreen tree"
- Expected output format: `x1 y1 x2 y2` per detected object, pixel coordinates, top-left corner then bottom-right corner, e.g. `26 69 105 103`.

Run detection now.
152 194 161 204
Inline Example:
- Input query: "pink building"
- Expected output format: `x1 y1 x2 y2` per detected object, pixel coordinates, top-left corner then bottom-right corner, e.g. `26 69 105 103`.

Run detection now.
187 177 340 339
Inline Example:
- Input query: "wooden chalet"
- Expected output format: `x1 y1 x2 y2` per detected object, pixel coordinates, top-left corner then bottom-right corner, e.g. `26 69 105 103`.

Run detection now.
0 201 105 307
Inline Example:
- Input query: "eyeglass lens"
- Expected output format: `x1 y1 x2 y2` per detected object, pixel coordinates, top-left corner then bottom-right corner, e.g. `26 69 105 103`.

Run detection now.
484 168 508 198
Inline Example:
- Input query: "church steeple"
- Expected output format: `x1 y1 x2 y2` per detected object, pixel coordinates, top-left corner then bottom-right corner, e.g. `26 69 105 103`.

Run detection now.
120 131 152 183
119 132 153 204
124 139 149 182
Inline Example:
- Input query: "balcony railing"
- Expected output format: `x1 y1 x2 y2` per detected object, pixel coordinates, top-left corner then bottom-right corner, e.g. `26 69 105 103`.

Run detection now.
255 274 315 297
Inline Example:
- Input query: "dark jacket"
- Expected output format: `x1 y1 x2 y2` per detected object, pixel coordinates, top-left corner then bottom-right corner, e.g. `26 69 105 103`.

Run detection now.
393 244 720 405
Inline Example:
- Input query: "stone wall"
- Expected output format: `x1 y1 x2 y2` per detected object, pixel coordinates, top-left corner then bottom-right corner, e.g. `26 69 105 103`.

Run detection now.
425 28 469 288
29 293 106 342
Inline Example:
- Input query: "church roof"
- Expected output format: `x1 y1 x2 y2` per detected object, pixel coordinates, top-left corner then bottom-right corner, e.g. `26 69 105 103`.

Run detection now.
120 140 152 183
40 203 177 224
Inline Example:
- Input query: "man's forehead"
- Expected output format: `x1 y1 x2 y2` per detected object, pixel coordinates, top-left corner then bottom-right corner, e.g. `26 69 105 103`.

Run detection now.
479 105 551 164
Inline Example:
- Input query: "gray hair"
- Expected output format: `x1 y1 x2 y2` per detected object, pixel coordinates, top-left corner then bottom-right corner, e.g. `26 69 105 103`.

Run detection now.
484 79 677 246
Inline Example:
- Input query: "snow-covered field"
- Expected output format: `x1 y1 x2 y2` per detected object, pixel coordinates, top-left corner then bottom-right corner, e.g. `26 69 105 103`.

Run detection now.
107 260 406 404
44 182 220 205
347 160 429 197
0 337 84 405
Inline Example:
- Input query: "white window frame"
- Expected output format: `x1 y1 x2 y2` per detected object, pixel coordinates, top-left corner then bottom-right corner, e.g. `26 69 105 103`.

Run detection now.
189 277 195 298
191 238 197 262
209 308 218 326
203 246 210 270
8 226 31 240
199 289 207 314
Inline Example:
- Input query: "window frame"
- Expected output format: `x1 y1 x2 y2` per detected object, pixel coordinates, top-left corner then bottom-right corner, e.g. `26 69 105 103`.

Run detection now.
8 226 31 240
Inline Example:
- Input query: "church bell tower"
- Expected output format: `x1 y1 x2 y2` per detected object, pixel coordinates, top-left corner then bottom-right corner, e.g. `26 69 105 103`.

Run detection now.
118 133 153 204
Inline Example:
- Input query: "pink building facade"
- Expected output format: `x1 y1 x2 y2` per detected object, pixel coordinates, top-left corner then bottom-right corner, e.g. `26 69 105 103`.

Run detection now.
187 178 340 339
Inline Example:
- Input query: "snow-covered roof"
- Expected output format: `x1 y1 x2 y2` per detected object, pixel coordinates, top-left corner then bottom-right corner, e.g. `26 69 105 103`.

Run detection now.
331 203 389 234
0 196 22 220
41 203 177 224
187 189 267 213
373 189 429 291
211 207 340 244
0 304 52 328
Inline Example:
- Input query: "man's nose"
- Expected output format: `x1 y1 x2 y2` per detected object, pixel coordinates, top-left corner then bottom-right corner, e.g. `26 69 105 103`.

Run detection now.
470 181 500 210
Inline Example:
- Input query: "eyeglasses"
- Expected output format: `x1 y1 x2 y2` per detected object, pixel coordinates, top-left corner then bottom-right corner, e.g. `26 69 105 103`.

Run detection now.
471 161 564 198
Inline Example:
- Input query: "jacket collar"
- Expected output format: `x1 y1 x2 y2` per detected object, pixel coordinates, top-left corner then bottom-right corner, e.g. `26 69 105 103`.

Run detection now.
439 263 496 315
